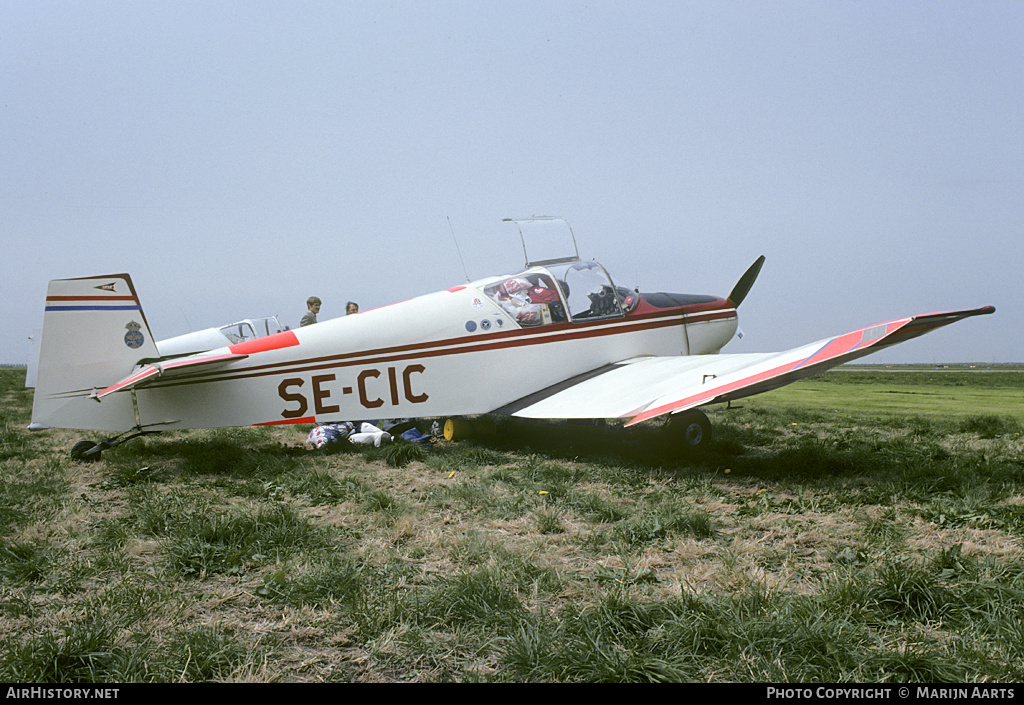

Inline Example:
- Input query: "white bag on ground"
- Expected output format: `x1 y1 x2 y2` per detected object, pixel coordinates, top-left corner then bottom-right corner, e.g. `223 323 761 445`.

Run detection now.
348 422 392 447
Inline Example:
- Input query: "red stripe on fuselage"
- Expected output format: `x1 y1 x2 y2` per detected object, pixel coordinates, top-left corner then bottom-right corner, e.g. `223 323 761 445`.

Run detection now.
632 296 727 317
144 302 735 391
47 295 138 302
254 416 316 426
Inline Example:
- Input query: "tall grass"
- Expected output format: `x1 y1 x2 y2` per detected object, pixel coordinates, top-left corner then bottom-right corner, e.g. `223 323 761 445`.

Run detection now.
1 368 1022 681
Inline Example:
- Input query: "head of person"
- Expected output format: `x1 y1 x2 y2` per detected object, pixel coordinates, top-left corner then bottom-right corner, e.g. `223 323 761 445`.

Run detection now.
307 296 322 313
346 301 358 315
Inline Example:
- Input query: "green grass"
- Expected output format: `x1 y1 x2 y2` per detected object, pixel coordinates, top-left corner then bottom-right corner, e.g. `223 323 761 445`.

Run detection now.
757 367 1024 421
1 367 1023 681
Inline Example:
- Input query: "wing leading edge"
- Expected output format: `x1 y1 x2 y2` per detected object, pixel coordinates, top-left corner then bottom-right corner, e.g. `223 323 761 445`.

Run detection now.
499 306 995 426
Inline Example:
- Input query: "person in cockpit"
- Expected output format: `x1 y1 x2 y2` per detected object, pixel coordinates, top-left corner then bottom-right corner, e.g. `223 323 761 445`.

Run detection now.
488 274 567 326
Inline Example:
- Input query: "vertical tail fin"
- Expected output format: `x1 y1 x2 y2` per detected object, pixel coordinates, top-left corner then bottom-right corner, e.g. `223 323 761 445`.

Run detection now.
30 274 160 432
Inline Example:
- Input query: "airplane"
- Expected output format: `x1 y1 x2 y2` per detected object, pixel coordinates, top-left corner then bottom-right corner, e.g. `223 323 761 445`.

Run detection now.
28 218 994 461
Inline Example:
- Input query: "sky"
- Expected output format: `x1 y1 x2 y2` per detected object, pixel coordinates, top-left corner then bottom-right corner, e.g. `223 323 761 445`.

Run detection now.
2 0 1021 366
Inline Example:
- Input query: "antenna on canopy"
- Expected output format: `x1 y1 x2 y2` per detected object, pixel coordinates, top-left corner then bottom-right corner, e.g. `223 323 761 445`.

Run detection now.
447 216 470 282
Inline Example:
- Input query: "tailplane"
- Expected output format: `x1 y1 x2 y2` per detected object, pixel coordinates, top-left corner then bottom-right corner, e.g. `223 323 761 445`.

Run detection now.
30 274 160 432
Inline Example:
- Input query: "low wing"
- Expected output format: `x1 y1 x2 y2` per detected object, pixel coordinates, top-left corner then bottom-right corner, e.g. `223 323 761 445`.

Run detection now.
498 306 995 425
93 352 248 400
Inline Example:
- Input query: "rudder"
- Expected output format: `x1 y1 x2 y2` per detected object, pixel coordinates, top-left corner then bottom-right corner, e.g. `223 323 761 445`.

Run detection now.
30 274 160 432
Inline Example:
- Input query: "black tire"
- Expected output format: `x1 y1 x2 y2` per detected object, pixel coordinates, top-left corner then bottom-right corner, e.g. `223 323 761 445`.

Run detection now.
666 410 713 450
70 440 101 462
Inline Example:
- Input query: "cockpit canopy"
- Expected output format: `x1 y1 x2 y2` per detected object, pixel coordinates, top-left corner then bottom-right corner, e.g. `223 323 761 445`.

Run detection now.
483 260 635 327
487 218 641 327
546 260 622 320
218 316 284 344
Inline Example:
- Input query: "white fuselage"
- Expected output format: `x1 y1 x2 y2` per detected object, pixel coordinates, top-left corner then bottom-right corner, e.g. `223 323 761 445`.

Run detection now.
133 272 738 430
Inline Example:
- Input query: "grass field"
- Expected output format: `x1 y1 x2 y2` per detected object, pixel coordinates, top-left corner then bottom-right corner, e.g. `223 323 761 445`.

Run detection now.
758 367 1024 421
1 366 1023 682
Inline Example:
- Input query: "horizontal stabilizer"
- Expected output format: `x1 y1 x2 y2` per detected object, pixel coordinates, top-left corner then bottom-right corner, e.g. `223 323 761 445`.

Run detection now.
93 352 249 401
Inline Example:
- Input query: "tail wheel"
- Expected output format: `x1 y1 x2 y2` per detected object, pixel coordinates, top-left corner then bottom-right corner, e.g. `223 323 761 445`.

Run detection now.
667 410 713 450
70 440 102 462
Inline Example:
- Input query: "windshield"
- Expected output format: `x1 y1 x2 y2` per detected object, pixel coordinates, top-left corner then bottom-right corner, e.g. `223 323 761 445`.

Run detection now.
219 321 257 344
544 261 624 321
482 260 626 327
251 316 285 337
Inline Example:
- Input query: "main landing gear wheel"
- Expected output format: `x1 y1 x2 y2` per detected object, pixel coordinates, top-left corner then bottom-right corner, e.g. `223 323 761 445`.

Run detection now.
665 409 713 451
442 417 496 442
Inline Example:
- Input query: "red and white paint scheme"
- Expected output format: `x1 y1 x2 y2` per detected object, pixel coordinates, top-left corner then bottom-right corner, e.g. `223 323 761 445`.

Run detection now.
29 218 994 458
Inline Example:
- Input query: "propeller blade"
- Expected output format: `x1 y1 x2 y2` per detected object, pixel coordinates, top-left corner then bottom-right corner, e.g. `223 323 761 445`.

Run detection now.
727 255 765 308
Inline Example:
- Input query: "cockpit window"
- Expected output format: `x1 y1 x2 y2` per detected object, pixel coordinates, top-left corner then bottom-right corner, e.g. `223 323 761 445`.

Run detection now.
251 316 285 337
546 261 624 321
219 321 257 344
484 271 568 326
484 262 626 326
